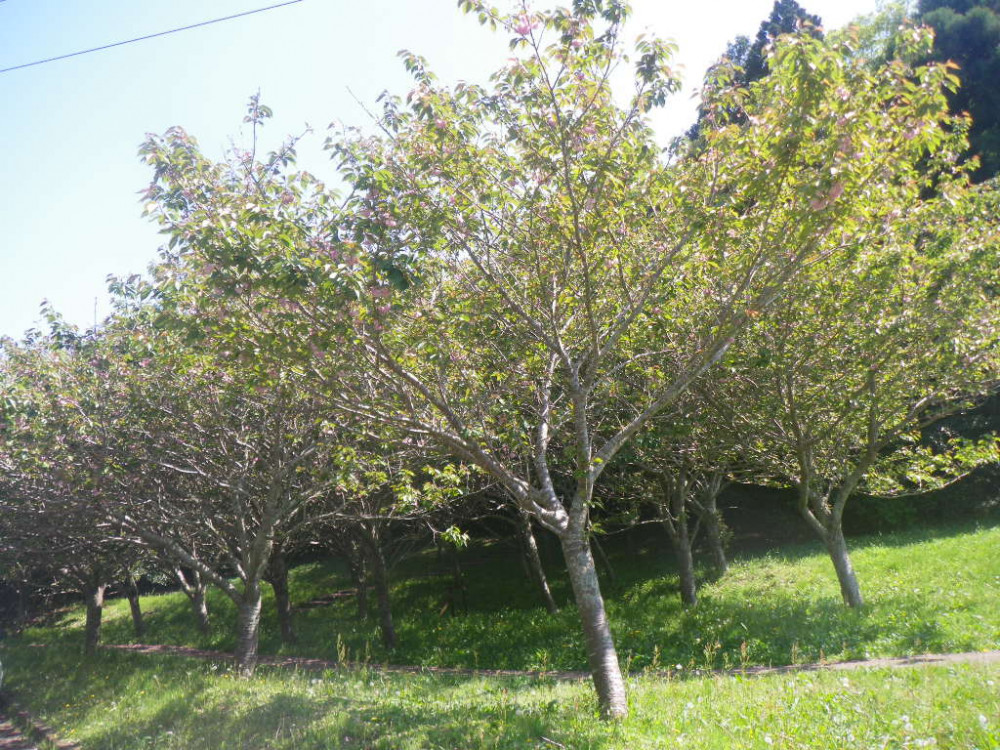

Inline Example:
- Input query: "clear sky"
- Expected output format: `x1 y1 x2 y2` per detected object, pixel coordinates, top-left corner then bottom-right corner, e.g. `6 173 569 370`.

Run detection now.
0 0 882 339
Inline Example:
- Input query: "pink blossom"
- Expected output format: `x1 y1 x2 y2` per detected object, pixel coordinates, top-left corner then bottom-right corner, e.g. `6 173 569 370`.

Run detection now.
514 16 533 35
371 286 391 299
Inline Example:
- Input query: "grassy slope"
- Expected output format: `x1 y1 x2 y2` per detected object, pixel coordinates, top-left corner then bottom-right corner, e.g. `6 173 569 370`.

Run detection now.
2 521 999 748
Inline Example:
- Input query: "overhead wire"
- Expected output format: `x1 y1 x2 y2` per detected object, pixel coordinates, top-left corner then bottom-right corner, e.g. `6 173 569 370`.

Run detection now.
0 0 305 75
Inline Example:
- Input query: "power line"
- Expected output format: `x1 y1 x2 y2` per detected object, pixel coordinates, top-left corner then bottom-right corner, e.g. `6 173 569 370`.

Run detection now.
0 0 305 75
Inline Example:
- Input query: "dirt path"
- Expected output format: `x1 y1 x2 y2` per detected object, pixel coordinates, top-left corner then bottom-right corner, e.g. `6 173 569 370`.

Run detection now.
101 643 1000 681
0 719 37 750
0 693 79 750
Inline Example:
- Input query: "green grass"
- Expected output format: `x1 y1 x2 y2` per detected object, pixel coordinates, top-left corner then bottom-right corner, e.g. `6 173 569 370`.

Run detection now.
1 643 998 748
3 519 1000 747
48 520 1000 672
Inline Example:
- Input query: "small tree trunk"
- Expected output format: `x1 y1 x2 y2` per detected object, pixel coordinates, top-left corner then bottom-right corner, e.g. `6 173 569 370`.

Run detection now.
125 572 145 638
520 510 558 613
700 508 729 576
13 582 28 634
267 549 297 644
83 582 106 656
560 534 628 720
365 534 397 650
824 525 864 608
190 585 211 635
660 473 698 607
590 533 618 589
668 518 698 607
449 547 468 615
234 583 263 676
348 554 369 621
176 567 210 635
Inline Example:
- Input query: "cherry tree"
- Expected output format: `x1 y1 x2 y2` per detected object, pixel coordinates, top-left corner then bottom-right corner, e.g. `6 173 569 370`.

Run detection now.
139 4 979 717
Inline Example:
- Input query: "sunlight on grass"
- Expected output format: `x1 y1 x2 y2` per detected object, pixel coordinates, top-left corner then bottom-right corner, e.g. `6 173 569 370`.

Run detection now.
3 521 998 747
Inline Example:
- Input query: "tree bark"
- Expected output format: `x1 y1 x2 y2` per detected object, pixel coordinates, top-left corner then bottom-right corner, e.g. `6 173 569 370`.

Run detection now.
83 582 106 656
125 572 145 638
267 549 297 644
824 525 864 608
519 510 558 613
560 535 628 720
365 532 397 650
234 583 263 676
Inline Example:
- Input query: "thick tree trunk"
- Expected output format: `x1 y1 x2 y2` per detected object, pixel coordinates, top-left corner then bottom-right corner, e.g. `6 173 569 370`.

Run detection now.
519 511 558 613
366 536 397 650
83 582 106 656
125 572 145 638
824 525 864 608
560 535 628 720
267 550 297 644
234 584 263 676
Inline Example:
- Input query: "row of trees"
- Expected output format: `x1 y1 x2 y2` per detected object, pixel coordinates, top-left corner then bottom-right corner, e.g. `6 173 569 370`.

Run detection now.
3 1 999 719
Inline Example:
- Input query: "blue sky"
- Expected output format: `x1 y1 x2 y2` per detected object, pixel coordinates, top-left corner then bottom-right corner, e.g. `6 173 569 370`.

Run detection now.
0 0 880 339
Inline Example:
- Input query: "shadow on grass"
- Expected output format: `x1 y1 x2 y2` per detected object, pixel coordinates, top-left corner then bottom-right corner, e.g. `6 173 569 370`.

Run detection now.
21 517 1000 680
4 643 614 750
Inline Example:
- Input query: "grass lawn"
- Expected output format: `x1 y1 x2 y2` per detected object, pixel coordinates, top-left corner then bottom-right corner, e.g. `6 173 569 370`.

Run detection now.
2 519 999 747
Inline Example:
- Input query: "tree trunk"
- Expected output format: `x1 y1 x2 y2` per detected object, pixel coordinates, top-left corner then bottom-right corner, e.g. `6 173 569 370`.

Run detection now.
13 582 28 634
560 535 628 720
267 550 297 644
824 525 864 608
701 509 729 576
445 548 468 616
366 535 397 650
190 585 211 635
668 518 698 607
176 567 210 635
520 511 558 613
83 582 106 656
348 554 369 621
234 583 263 676
590 533 618 590
125 572 145 638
